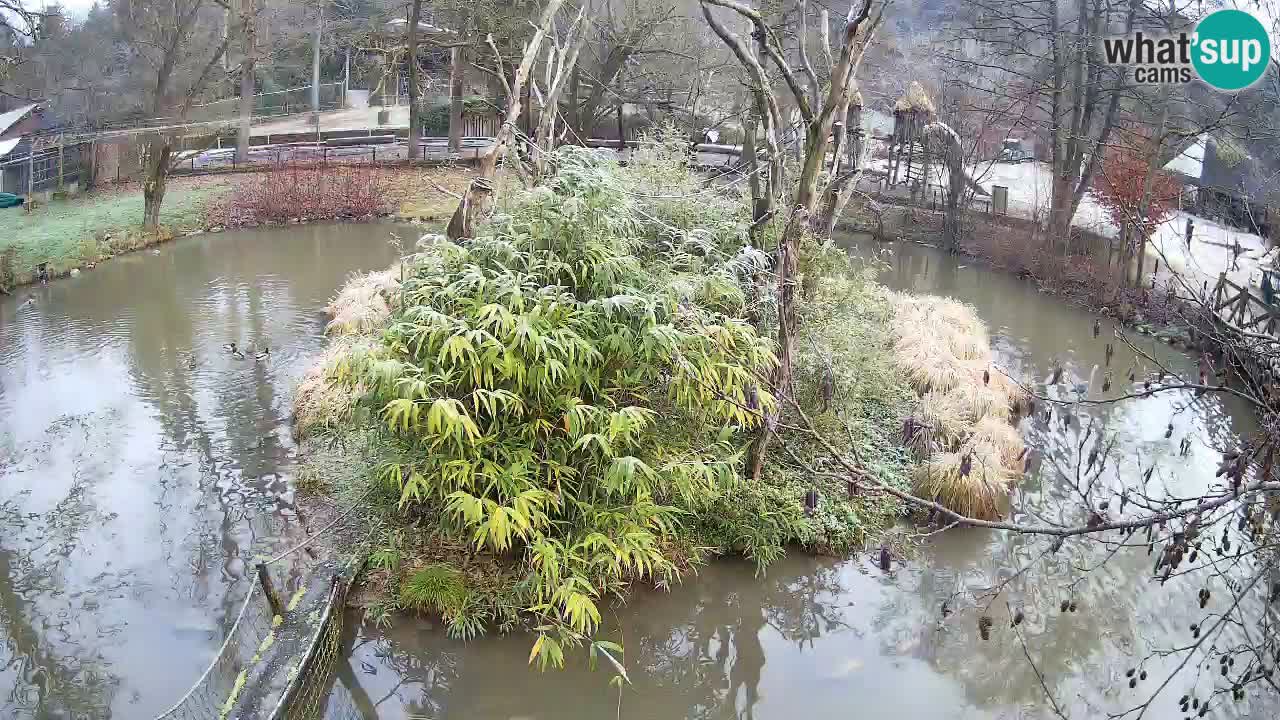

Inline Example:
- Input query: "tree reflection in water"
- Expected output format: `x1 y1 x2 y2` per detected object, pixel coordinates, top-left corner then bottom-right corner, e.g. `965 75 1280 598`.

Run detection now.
339 556 853 720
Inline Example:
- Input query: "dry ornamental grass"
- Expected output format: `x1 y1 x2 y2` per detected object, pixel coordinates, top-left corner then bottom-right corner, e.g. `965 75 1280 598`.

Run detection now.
889 293 1029 519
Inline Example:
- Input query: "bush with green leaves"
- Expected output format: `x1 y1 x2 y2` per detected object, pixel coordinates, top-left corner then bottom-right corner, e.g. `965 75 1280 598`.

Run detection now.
691 267 917 565
334 147 777 661
307 143 919 664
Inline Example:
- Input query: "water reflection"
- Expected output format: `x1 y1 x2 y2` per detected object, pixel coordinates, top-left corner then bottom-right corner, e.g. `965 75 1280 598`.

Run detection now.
0 222 404 718
335 558 976 720
335 236 1275 719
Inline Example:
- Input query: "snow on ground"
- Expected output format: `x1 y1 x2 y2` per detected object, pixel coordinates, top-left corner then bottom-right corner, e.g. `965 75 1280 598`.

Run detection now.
866 155 1272 297
1145 211 1272 294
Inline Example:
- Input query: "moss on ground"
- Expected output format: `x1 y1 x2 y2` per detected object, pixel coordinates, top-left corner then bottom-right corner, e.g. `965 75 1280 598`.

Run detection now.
389 166 475 227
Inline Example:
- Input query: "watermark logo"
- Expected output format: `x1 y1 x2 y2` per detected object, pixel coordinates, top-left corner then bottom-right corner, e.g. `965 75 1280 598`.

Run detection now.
1102 9 1271 91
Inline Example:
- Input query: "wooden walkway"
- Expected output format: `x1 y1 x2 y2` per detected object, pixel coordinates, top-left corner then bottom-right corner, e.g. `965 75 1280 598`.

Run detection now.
1208 272 1280 385
1211 273 1280 336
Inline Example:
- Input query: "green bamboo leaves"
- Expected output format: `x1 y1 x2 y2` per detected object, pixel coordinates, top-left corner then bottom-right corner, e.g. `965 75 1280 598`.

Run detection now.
346 147 776 649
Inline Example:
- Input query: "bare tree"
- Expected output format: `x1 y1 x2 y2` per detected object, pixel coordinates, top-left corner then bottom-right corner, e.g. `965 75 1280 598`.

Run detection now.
448 44 465 152
111 0 230 228
564 1 681 142
701 0 885 480
0 0 40 81
945 0 1139 246
445 0 565 242
406 0 424 159
530 5 588 182
234 0 260 164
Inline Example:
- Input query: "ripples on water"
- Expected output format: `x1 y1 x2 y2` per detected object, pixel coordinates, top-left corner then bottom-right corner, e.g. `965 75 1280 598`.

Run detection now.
325 237 1276 720
0 223 404 718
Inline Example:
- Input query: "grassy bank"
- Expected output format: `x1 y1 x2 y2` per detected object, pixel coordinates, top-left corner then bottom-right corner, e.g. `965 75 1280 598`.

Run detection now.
292 142 1001 662
0 165 474 294
0 177 231 290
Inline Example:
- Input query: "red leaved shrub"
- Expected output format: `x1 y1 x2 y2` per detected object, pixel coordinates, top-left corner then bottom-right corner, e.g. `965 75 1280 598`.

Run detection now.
1095 141 1181 237
211 163 393 227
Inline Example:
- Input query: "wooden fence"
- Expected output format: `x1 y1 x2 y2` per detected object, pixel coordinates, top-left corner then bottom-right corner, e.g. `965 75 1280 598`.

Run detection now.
1211 273 1280 336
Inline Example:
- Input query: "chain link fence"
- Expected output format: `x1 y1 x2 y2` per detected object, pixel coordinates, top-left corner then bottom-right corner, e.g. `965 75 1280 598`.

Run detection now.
153 582 275 720
148 500 367 720
270 574 351 720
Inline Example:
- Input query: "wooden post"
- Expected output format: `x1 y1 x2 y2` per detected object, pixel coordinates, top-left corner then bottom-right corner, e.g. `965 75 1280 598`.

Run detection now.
257 562 283 615
26 148 34 213
616 103 625 152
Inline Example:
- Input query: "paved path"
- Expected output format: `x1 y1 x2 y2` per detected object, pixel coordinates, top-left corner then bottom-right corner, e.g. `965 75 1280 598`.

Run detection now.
251 107 413 137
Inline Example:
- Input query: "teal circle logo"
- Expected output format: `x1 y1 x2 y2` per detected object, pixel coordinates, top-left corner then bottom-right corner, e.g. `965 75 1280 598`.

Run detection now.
1192 9 1271 91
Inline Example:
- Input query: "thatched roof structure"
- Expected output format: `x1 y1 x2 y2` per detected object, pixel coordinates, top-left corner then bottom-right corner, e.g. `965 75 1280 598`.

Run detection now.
893 81 936 115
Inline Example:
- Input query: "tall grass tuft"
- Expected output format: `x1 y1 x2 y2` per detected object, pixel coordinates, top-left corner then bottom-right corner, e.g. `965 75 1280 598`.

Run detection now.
325 265 403 336
889 293 1027 520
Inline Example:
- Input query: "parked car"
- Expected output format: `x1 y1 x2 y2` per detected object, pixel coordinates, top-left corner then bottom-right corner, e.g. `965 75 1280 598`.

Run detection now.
997 148 1035 164
0 192 24 209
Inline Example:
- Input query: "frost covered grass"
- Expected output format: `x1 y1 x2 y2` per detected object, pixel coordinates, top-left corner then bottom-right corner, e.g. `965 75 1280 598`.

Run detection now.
0 178 228 289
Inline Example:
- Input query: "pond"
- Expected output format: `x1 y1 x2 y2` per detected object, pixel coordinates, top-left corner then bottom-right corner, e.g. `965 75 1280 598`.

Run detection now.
324 235 1274 720
0 225 1271 720
0 222 407 718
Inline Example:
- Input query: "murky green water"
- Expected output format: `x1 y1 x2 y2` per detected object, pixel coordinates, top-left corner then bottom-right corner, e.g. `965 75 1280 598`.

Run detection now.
325 236 1275 720
1 226 1272 720
0 223 405 718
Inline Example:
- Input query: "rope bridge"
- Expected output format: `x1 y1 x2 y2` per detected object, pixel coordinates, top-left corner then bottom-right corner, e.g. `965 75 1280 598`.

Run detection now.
153 524 365 720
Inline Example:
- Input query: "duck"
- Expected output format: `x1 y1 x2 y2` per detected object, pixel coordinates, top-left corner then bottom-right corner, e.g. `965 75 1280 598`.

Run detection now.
254 346 270 360
1073 364 1099 397
231 348 245 360
223 342 238 353
1049 358 1064 385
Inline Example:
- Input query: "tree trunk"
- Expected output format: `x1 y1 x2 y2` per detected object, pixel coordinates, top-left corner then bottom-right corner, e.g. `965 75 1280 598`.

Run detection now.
1132 84 1172 287
142 135 172 230
532 9 588 182
448 45 464 153
448 0 564 242
566 64 582 143
406 0 423 160
235 0 256 164
741 114 766 224
615 102 625 151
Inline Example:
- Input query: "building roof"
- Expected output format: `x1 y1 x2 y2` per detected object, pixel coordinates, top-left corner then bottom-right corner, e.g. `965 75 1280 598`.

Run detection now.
1163 132 1206 181
0 103 39 136
0 138 19 160
1200 135 1275 201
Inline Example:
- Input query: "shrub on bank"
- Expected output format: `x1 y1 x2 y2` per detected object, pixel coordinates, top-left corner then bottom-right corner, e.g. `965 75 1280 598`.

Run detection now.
210 163 392 227
294 141 921 659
